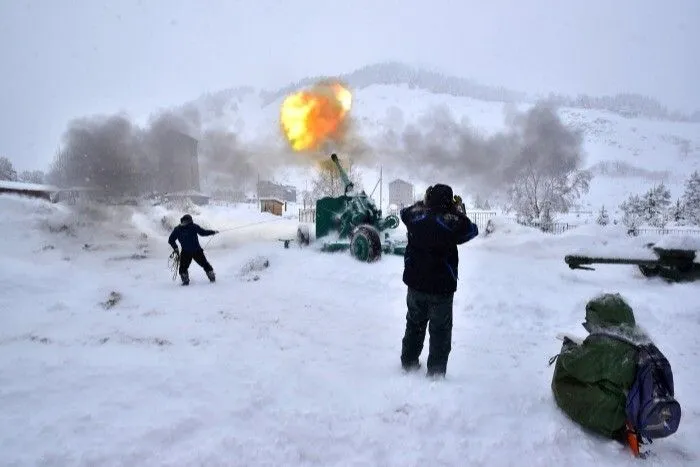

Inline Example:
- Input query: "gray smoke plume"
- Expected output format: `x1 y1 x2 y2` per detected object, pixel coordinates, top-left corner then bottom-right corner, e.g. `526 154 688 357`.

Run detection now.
47 101 285 196
373 101 587 199
48 113 145 195
198 128 258 191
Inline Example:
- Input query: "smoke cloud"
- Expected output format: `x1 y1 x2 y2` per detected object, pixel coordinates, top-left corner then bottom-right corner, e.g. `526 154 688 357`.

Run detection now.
372 102 587 199
47 100 295 196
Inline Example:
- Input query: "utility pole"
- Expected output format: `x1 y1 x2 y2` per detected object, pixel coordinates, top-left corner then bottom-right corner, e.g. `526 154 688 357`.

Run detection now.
379 165 383 212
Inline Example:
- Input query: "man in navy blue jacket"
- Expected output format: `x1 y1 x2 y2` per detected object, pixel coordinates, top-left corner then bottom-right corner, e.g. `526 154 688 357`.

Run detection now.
399 184 478 377
168 214 218 285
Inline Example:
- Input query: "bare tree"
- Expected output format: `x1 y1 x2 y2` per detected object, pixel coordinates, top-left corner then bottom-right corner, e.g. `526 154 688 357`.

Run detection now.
19 170 45 184
47 148 70 187
0 157 18 181
507 160 591 224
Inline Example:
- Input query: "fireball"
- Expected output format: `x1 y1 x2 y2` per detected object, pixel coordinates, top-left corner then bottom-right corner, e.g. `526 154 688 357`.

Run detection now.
280 81 352 152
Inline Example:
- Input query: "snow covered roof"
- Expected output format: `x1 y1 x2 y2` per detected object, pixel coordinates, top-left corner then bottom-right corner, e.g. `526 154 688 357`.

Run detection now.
259 197 286 204
0 180 59 192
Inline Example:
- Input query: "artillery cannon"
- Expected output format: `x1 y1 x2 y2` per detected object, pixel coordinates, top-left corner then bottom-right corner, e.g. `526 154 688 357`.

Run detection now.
285 153 406 262
564 243 700 283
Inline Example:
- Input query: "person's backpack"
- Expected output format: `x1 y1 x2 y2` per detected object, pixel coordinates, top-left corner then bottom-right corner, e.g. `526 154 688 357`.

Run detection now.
626 342 682 441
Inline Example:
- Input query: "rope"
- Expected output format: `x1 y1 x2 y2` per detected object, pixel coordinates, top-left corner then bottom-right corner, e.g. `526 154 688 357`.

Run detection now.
167 218 289 280
168 250 180 281
202 218 289 249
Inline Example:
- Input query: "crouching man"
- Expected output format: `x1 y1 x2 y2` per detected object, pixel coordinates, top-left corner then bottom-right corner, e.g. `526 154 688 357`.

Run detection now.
168 214 218 285
550 293 681 457
399 184 479 378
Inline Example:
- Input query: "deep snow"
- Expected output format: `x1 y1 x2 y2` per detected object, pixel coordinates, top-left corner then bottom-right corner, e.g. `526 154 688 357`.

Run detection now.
1 194 698 466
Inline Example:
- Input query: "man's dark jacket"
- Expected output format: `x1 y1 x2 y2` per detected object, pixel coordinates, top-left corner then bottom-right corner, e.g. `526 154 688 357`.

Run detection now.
400 201 478 294
168 223 216 252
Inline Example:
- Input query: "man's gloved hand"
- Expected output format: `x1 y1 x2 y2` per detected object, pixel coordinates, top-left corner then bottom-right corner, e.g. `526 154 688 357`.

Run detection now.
453 195 466 214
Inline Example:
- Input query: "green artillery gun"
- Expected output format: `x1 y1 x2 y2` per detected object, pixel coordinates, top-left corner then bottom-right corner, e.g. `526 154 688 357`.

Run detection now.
286 153 407 262
564 243 700 283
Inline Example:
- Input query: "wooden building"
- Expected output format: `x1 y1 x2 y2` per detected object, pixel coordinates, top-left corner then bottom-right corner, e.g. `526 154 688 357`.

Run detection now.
260 197 285 216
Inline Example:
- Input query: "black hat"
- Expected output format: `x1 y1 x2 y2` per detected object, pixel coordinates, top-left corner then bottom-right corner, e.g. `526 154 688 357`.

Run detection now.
426 184 453 210
180 214 193 224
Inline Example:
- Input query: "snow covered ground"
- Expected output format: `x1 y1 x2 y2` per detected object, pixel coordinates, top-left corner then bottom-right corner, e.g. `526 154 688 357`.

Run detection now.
1 194 699 466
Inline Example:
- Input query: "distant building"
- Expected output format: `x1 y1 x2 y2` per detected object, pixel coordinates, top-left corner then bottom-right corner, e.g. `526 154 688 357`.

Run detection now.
260 197 285 216
156 130 201 194
388 179 414 209
257 180 297 202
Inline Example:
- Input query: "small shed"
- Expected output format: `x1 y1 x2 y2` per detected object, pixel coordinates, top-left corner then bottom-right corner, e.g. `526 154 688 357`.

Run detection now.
260 197 285 216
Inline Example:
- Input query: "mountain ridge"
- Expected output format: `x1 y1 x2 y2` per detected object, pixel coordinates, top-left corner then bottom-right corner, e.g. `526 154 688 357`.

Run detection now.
189 61 699 124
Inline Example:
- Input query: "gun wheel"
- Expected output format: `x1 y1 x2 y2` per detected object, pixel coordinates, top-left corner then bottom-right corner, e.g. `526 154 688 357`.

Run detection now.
350 225 382 262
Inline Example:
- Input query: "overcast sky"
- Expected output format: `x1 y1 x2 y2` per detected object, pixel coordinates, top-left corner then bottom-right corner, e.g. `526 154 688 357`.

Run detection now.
1 0 698 172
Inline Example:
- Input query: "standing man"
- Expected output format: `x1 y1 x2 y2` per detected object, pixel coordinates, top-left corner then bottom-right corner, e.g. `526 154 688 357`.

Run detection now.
168 214 218 285
399 184 479 378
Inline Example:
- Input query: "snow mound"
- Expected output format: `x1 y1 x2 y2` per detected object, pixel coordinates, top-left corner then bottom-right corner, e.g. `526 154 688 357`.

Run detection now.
481 215 542 238
237 255 271 281
653 235 700 252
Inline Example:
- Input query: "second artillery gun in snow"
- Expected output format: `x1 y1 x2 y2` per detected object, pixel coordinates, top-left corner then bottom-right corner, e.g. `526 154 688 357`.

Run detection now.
287 153 406 262
564 243 700 283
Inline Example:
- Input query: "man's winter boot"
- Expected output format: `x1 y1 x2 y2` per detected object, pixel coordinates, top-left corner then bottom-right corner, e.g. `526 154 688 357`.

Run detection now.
180 272 190 285
206 270 216 282
401 360 421 373
426 369 446 380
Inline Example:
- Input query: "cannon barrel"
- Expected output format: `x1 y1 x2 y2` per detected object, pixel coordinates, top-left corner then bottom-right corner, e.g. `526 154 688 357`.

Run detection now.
564 255 660 270
330 153 354 194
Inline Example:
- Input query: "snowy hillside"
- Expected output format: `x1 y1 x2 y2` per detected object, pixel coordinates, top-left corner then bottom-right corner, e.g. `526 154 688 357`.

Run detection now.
1 193 699 466
176 67 700 220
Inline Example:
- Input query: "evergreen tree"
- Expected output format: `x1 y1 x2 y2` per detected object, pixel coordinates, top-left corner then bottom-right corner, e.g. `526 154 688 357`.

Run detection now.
596 205 610 226
641 183 671 227
671 198 684 224
680 171 700 226
619 194 645 229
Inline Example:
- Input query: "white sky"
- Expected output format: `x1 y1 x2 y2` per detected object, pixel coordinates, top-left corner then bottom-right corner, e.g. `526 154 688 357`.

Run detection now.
1 0 698 171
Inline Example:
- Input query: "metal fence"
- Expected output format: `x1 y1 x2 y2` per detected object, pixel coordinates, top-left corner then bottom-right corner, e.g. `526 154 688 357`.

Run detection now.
464 211 497 231
540 222 577 234
298 207 700 237
299 208 316 223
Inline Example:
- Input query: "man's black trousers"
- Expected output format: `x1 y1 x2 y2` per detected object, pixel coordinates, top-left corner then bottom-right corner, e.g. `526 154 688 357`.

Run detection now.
179 249 213 274
400 287 454 376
